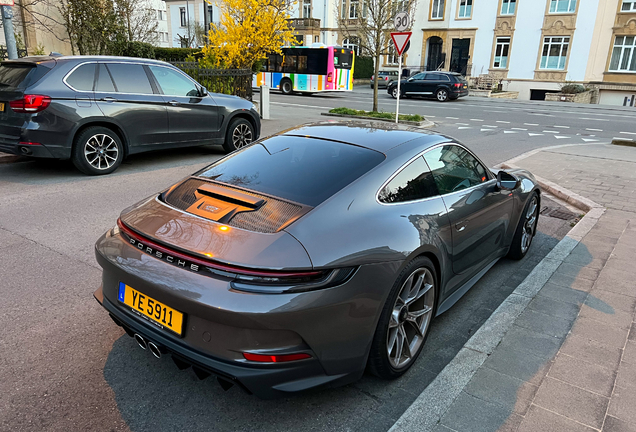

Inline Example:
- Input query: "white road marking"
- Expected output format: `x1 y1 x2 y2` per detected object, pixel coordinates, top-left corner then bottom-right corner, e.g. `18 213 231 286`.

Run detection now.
470 119 484 121
512 128 528 131
504 130 517 134
270 102 335 109
483 125 498 128
496 121 511 124
458 127 472 130
528 113 555 117
543 130 559 133
586 128 603 132
580 118 609 121
456 123 470 126
480 128 495 132
582 138 599 142
446 117 459 119
524 123 539 126
620 131 636 135
613 137 626 140
554 126 570 129
528 133 544 137
555 136 571 139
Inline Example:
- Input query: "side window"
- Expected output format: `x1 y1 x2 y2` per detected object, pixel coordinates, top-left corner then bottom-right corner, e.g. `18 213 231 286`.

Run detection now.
411 73 427 80
378 157 439 203
66 63 96 91
423 145 489 195
148 66 199 97
105 63 153 94
95 64 115 92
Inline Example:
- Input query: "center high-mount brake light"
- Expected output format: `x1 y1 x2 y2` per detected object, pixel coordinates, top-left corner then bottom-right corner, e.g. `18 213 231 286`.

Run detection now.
10 95 52 113
243 352 311 363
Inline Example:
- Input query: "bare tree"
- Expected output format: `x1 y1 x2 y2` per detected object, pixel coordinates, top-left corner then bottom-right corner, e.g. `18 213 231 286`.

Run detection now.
114 0 159 44
175 21 206 48
336 0 416 112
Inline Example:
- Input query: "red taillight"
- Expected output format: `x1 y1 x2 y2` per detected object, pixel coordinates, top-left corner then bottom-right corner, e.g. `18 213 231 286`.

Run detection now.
243 352 311 363
454 83 462 88
19 141 41 146
371 75 374 80
384 76 389 81
10 95 51 113
327 72 333 83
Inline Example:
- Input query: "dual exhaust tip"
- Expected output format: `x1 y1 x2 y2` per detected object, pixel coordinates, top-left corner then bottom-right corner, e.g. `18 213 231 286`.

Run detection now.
134 333 163 359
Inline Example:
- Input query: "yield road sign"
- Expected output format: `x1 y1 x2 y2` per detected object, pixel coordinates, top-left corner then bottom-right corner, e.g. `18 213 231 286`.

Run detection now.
391 32 412 56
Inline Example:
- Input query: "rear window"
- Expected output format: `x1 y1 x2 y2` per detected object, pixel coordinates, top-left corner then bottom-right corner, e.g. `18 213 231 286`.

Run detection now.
334 49 353 69
0 63 51 89
66 63 96 91
197 136 385 206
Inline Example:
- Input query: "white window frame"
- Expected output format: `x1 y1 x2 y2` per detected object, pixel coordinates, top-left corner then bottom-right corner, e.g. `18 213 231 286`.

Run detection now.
621 0 636 11
303 0 311 18
431 0 445 20
540 36 570 70
493 37 511 69
609 36 636 73
549 0 577 13
500 0 516 15
349 0 359 18
458 0 472 18
343 37 360 56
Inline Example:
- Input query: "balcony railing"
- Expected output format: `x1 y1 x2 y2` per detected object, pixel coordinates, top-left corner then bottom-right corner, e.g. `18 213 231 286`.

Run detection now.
288 18 321 29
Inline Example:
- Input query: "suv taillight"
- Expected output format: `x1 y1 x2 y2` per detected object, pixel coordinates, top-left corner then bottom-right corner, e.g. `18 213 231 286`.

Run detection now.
454 83 462 88
10 95 52 113
384 76 389 81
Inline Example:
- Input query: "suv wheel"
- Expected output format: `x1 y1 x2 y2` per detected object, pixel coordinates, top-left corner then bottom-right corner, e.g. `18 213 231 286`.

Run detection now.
391 87 400 99
223 118 254 153
72 126 124 175
436 89 449 102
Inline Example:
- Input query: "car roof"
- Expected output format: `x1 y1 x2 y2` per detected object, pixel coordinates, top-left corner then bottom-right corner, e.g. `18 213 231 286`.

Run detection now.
278 121 447 153
14 55 173 66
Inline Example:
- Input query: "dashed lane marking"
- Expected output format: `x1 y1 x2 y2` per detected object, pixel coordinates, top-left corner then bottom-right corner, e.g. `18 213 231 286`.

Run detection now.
543 130 559 133
470 119 484 121
483 125 498 128
582 138 599 142
512 128 528 131
620 131 636 135
458 127 472 130
504 130 517 134
586 128 603 132
580 118 609 121
528 133 544 136
555 136 571 139
446 117 459 119
496 121 511 124
554 126 570 128
524 123 539 126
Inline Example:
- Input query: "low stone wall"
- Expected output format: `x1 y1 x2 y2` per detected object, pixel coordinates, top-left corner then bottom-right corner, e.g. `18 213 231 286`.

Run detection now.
545 90 594 104
469 90 519 99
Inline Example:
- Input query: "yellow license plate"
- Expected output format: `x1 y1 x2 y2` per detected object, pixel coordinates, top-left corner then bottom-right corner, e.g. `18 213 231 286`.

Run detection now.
0 103 4 111
118 282 184 335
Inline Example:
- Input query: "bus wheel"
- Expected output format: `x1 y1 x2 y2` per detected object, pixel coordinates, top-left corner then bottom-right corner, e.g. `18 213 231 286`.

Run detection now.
280 79 293 95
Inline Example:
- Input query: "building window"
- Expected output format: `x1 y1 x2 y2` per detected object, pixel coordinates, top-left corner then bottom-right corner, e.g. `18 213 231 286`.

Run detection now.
458 0 472 18
179 7 186 27
622 0 636 11
207 5 213 23
540 36 570 70
500 0 516 15
343 37 360 55
431 0 445 19
493 37 510 68
549 0 576 13
387 46 399 64
609 36 636 72
349 0 359 18
303 0 311 18
341 0 347 18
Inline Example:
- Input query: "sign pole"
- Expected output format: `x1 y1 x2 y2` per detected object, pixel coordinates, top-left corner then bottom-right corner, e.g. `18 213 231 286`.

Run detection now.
1 5 17 60
395 54 402 123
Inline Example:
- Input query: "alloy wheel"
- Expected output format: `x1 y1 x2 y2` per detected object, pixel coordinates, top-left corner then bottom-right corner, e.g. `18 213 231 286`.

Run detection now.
84 134 119 170
386 268 435 369
232 123 253 149
437 90 448 102
521 196 538 254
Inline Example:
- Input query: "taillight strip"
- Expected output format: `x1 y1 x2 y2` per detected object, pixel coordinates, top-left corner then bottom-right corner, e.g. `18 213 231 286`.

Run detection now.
117 218 323 278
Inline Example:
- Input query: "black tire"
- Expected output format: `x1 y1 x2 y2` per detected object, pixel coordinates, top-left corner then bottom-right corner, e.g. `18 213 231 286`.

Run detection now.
222 118 255 153
280 78 293 95
390 87 401 99
71 126 124 176
436 88 449 102
367 256 438 379
507 192 540 260
370 84 374 89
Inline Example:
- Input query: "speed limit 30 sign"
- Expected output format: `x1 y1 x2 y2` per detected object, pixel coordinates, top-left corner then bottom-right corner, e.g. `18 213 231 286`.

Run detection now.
394 12 410 32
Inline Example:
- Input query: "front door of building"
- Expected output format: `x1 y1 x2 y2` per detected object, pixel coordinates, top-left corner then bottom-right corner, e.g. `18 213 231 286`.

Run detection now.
426 37 444 71
450 39 470 75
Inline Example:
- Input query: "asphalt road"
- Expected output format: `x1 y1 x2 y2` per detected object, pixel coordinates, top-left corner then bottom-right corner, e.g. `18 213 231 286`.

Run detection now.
0 90 587 431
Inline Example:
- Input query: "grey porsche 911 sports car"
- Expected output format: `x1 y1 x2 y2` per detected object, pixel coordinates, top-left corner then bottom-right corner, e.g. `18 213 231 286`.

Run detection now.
93 122 540 399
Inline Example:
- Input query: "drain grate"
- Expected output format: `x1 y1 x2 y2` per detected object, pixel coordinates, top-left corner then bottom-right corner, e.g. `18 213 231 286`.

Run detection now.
540 206 576 220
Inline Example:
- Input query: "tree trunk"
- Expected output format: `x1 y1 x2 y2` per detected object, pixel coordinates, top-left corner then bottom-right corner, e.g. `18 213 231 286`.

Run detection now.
372 52 380 112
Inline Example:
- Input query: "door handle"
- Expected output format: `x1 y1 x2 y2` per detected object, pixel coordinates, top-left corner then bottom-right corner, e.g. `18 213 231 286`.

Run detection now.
100 97 117 102
455 221 468 232
168 100 180 106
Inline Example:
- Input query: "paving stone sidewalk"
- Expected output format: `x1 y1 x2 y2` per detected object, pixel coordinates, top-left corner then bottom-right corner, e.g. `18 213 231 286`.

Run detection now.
416 144 636 432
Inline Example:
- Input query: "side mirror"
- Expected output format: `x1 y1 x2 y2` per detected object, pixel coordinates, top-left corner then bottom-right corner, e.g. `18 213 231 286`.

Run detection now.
200 87 209 97
497 170 519 191
407 77 414 82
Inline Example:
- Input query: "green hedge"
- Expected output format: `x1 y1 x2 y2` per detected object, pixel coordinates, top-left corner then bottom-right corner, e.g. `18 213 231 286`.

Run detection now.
354 56 374 79
110 41 156 59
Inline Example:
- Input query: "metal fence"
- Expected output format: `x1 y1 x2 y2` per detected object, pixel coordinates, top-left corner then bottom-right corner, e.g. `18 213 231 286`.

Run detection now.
0 48 29 60
172 62 253 101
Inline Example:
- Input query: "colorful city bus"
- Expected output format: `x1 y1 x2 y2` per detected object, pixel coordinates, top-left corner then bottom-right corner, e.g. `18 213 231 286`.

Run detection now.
253 45 355 94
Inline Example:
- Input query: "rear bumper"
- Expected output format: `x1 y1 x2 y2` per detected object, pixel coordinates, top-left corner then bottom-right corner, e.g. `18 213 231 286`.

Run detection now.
0 140 57 158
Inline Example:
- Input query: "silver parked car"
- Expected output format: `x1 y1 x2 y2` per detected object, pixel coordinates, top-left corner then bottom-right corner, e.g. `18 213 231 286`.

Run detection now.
370 70 399 88
93 122 540 398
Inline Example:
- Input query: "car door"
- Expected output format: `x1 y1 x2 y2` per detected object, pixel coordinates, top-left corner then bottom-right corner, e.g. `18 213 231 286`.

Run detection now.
94 62 170 148
424 73 447 95
422 144 513 276
403 72 427 95
148 65 220 145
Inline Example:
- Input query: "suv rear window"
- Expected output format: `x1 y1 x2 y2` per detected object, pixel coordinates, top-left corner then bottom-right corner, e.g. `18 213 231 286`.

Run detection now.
197 136 385 206
0 63 52 89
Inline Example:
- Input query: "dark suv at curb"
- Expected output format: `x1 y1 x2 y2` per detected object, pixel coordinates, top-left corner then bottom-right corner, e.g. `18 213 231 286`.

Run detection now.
0 56 260 175
388 71 469 102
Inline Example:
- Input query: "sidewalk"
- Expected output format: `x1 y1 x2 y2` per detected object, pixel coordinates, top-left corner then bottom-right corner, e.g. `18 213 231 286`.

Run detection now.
391 143 636 432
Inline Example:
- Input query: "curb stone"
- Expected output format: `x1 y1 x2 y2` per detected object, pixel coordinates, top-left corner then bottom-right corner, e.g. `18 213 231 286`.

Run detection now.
320 112 434 128
389 156 605 432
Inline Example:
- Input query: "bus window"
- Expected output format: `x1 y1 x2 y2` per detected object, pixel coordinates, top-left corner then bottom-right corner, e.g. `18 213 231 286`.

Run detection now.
267 54 283 72
298 56 308 74
282 55 298 73
307 49 329 75
335 49 353 69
